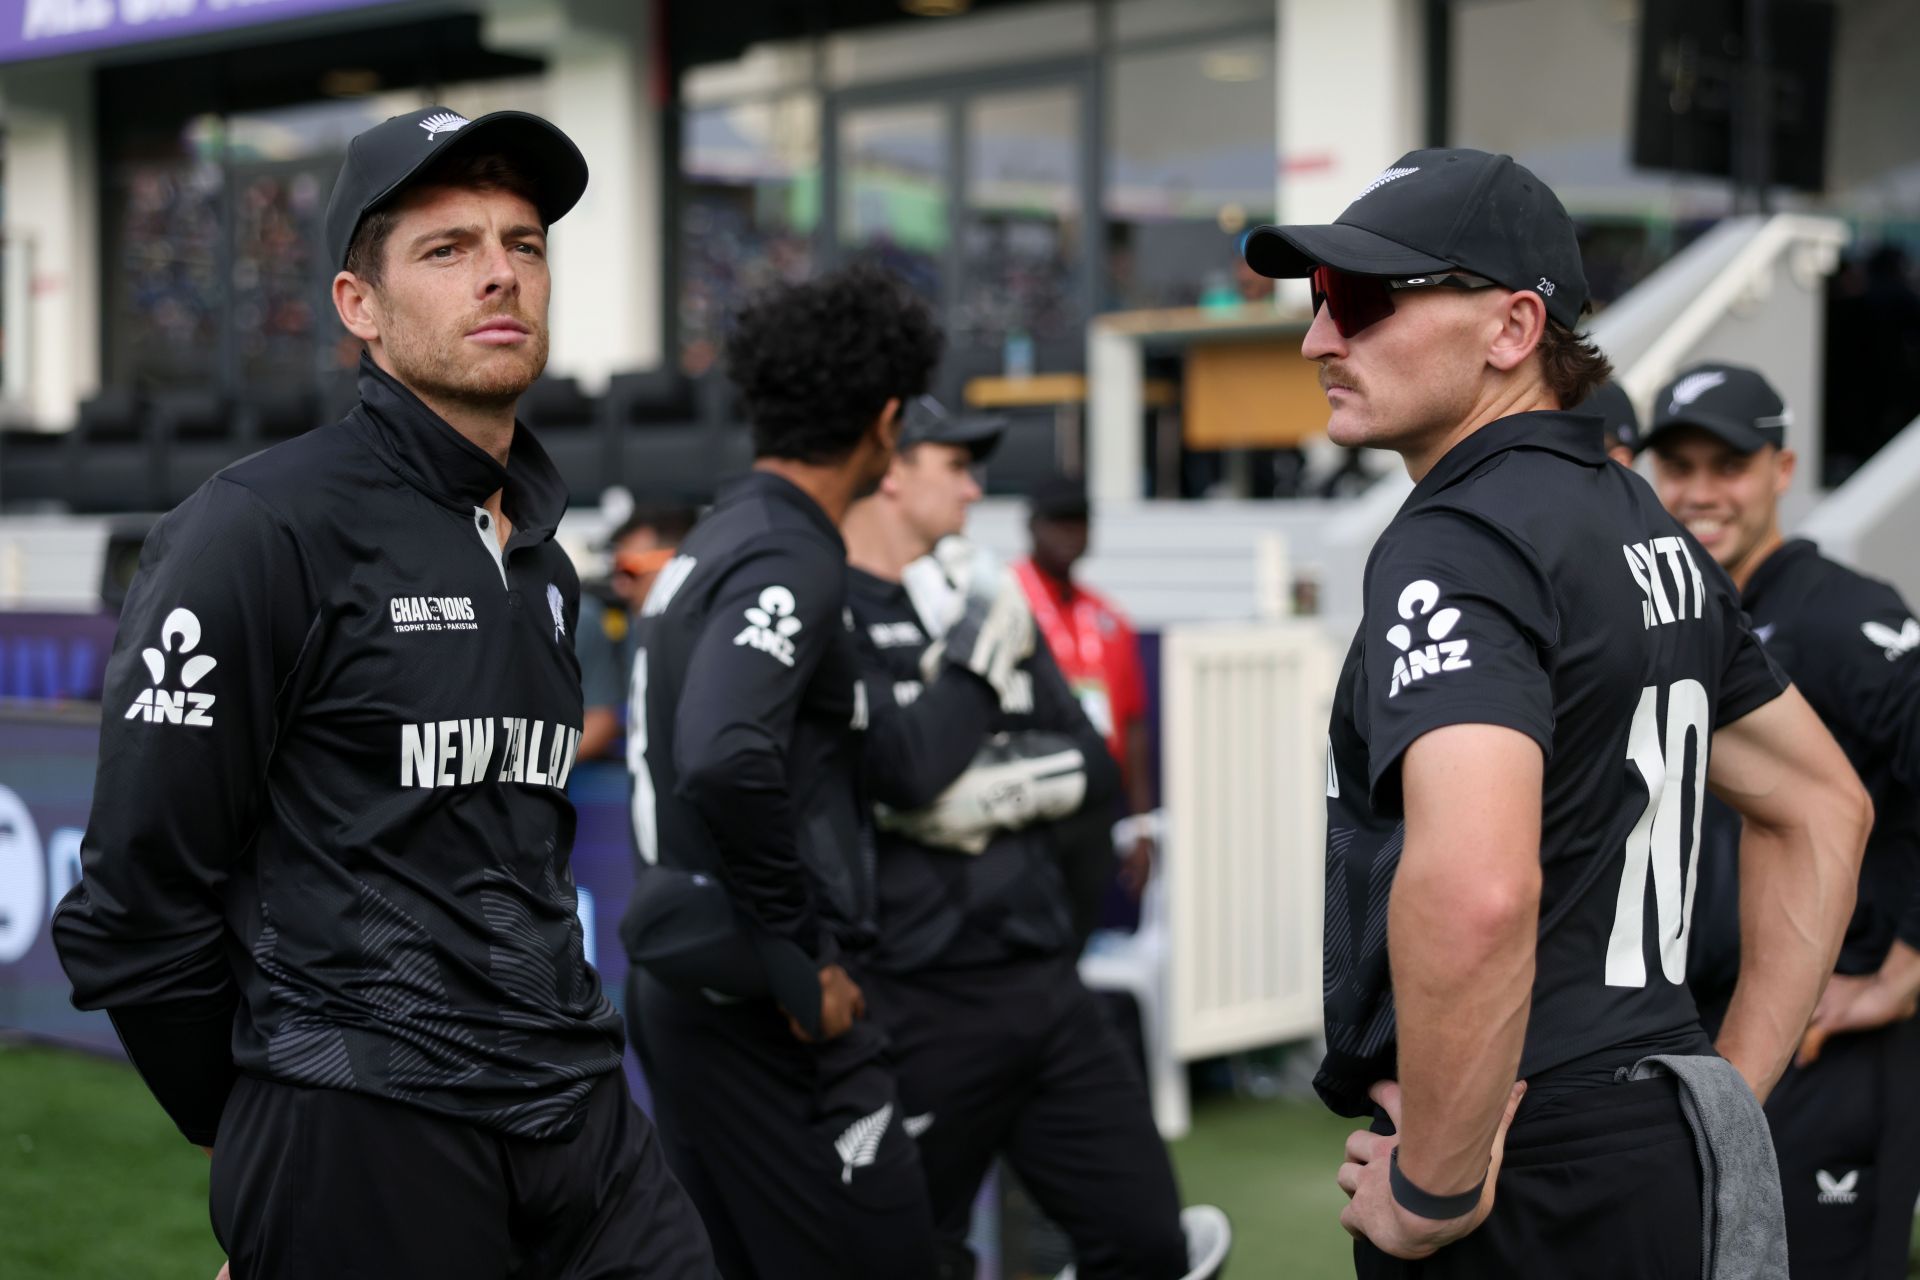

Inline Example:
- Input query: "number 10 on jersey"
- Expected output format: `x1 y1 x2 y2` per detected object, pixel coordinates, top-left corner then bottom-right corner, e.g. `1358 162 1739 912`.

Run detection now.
1605 679 1711 988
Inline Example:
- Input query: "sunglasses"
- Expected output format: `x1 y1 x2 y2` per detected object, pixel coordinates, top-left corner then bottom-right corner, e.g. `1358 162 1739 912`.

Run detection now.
1309 266 1499 339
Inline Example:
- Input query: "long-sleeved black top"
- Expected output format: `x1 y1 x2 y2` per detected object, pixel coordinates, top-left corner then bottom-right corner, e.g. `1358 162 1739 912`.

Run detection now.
623 472 874 991
847 566 1120 972
52 355 623 1145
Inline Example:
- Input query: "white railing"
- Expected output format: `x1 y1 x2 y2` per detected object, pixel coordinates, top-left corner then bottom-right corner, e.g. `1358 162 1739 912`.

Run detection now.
1799 412 1920 605
1156 621 1335 1128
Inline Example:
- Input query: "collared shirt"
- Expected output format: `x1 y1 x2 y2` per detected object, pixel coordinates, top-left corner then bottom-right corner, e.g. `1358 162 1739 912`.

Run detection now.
1319 409 1786 1117
1013 559 1146 770
54 354 622 1143
1688 539 1920 1019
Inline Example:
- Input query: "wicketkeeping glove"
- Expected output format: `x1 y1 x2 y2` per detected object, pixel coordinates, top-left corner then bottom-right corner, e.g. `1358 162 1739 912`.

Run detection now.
877 731 1089 854
916 538 1034 706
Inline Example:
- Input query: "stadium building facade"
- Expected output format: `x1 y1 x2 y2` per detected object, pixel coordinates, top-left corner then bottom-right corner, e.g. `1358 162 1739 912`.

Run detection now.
0 0 1913 491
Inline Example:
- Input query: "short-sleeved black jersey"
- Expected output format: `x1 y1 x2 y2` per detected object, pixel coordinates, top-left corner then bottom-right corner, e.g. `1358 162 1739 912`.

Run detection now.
624 473 872 966
1688 540 1920 1008
53 355 622 1144
845 567 1119 972
1319 410 1786 1116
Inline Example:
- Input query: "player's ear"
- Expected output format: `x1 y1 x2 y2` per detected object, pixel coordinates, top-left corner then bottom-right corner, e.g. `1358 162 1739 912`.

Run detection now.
873 397 903 454
1774 447 1797 494
333 270 382 343
1487 289 1548 374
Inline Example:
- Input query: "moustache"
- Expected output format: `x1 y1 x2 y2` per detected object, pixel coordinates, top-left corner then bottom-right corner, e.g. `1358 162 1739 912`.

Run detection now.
1319 363 1358 395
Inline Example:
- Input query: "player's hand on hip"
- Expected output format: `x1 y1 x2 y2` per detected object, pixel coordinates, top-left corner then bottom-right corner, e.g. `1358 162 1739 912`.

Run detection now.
1337 1078 1525 1259
1799 969 1919 1064
788 964 865 1042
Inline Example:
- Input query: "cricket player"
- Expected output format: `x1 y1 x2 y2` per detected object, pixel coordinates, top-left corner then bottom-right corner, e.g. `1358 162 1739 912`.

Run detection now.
622 266 966 1279
1646 361 1920 1279
840 395 1194 1279
52 107 715 1278
1242 148 1870 1275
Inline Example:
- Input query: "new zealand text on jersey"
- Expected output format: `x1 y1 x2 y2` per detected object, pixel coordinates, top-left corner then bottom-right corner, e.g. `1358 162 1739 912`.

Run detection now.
400 717 581 790
1622 537 1707 628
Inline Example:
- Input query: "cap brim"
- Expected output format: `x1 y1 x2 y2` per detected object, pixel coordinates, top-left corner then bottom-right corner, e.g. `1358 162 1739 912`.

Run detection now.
1242 223 1454 279
1641 415 1778 456
946 418 1006 461
364 110 589 240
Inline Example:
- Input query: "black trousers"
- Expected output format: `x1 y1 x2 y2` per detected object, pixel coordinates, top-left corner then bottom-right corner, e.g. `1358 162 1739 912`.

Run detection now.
210 1070 717 1280
1355 1075 1703 1279
627 969 937 1280
1767 1012 1920 1280
862 957 1188 1280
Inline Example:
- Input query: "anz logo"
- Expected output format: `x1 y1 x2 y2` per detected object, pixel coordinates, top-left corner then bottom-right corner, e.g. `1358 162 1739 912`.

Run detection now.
125 607 217 728
1385 579 1471 698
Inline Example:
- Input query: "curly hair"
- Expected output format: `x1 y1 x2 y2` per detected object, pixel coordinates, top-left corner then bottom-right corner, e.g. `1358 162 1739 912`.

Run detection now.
723 264 945 464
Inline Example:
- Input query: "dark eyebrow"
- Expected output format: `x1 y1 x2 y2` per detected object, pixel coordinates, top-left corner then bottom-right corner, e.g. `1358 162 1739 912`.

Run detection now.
503 224 546 241
407 225 480 254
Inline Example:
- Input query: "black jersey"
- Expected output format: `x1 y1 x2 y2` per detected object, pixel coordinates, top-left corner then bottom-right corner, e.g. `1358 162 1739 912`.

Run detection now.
624 472 872 971
1688 540 1920 1006
1319 410 1786 1116
52 355 622 1144
845 567 1119 972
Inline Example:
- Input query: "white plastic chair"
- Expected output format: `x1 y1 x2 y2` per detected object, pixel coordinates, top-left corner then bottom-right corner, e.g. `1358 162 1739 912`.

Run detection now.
1076 809 1189 1139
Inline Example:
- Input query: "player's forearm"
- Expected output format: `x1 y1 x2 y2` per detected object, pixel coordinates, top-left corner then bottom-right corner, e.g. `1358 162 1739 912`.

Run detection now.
1715 810 1863 1099
1388 857 1537 1196
679 753 822 953
1874 939 1920 1007
863 672 997 810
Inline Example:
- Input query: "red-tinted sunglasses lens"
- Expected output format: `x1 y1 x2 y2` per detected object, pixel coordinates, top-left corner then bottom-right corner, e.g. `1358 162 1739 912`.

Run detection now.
1311 265 1395 339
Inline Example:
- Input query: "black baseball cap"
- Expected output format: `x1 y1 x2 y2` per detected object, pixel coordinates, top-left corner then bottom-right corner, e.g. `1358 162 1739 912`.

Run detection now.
325 106 590 271
1643 363 1791 455
1241 148 1589 329
1029 474 1090 521
898 394 1005 460
1579 380 1640 453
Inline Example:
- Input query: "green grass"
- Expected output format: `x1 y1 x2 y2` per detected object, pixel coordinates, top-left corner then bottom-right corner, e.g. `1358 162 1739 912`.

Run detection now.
0 1041 225 1280
1169 1092 1362 1278
1 1041 1912 1278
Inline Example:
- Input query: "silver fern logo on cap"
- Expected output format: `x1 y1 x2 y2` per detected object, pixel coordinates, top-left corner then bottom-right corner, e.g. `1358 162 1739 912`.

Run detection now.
419 112 470 140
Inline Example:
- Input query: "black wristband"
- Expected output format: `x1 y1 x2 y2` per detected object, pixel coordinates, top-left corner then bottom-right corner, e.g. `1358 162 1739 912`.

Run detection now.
1388 1147 1485 1220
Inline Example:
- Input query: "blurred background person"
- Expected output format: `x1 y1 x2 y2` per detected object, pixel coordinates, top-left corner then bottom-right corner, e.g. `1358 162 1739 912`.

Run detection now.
577 505 700 761
1015 476 1156 902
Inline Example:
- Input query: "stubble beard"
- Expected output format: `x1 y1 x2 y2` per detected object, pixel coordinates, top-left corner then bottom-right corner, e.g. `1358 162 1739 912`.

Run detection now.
384 313 549 415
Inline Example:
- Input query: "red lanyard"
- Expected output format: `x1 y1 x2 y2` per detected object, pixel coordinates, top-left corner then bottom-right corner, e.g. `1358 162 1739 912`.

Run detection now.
1017 559 1106 676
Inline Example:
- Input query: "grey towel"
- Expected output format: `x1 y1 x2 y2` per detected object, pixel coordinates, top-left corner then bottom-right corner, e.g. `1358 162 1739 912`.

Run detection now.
1622 1054 1788 1280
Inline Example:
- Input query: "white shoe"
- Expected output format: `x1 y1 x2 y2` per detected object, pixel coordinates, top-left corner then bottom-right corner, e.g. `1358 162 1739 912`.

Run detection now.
1051 1204 1233 1280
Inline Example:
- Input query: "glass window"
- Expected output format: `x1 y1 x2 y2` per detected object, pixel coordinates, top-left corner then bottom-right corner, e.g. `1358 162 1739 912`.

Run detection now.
825 3 1092 88
679 95 822 374
836 101 949 303
1103 36 1276 312
957 85 1082 354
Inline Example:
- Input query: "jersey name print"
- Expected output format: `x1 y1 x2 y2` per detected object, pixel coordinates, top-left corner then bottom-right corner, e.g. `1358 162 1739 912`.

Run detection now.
1317 411 1785 1117
1623 536 1709 627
